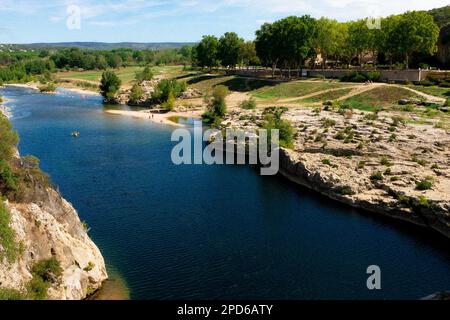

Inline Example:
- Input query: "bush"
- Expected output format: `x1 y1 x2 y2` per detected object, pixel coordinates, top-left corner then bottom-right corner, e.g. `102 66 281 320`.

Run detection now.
239 98 256 110
341 72 368 83
367 71 380 82
27 275 49 300
0 160 18 193
0 115 19 162
0 287 26 300
261 107 295 149
100 71 121 101
153 79 187 104
416 177 433 191
0 202 19 263
203 85 229 123
162 91 176 111
27 258 62 300
129 84 144 104
370 171 384 181
38 82 56 93
135 66 154 82
380 157 392 166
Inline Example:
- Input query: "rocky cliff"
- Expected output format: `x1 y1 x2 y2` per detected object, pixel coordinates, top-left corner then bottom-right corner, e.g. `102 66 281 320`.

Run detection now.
0 156 107 300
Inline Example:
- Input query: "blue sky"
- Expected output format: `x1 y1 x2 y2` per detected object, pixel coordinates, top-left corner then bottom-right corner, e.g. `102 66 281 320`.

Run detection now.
0 0 449 43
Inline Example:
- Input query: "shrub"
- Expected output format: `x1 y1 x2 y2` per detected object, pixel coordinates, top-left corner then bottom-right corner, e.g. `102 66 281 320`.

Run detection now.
202 86 229 126
135 66 154 82
261 107 295 149
416 177 433 191
357 161 366 169
322 159 332 166
0 115 19 162
100 71 121 101
370 171 383 181
27 257 62 300
0 287 26 300
239 98 256 110
0 202 19 262
0 160 18 192
416 196 432 209
129 84 144 104
367 71 380 82
338 186 354 195
153 79 187 104
84 262 95 272
321 118 336 128
27 275 50 300
38 83 56 93
162 90 176 111
380 157 392 166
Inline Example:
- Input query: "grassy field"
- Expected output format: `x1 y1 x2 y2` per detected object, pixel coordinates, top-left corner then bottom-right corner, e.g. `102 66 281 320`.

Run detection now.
57 65 187 87
300 88 354 103
251 80 348 100
341 86 422 111
186 74 277 94
407 85 450 98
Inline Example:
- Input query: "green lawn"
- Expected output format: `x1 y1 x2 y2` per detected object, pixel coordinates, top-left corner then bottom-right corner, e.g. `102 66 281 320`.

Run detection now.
342 86 421 111
58 65 187 86
251 80 348 100
300 88 354 103
407 85 450 99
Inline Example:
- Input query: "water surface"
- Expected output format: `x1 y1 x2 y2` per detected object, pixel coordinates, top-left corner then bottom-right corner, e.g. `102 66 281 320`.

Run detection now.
2 86 450 300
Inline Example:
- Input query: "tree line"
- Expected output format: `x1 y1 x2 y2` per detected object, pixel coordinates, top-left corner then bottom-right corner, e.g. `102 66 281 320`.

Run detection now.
0 46 193 84
193 11 440 73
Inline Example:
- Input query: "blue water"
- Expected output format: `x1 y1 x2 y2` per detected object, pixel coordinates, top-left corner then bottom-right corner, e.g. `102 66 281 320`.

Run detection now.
2 86 450 300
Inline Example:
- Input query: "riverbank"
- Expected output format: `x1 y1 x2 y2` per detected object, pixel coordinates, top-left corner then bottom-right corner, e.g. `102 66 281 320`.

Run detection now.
3 83 101 97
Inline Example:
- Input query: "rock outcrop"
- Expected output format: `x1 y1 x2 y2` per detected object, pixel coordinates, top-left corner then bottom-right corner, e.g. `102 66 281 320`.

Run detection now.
0 158 107 299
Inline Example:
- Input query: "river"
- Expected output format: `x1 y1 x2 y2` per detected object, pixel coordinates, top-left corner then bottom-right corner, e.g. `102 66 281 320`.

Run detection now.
2 86 450 299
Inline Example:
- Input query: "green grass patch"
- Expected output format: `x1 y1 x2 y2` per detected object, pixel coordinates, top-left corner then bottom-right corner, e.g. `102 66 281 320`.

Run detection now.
341 86 421 111
0 201 19 263
407 85 450 98
301 88 353 103
251 80 347 100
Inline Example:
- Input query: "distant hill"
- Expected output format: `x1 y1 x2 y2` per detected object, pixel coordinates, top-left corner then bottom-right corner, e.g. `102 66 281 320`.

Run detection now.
429 5 450 27
14 42 195 50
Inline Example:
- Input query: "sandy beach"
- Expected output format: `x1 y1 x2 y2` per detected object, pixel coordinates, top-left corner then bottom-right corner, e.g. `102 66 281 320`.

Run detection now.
105 108 203 127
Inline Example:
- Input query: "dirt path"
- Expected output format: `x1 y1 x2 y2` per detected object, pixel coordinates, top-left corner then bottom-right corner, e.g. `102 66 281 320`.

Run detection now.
392 85 446 103
276 85 360 103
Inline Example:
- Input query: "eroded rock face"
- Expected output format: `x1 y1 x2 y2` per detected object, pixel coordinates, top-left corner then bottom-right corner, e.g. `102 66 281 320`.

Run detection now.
0 187 107 300
222 107 450 238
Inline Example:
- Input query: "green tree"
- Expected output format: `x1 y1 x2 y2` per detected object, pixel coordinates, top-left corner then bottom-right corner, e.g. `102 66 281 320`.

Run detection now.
135 66 154 83
239 41 260 68
315 18 341 69
129 83 144 104
194 35 219 71
256 16 317 77
347 19 376 66
0 114 19 161
255 22 280 76
218 32 244 68
393 11 440 68
100 71 121 102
